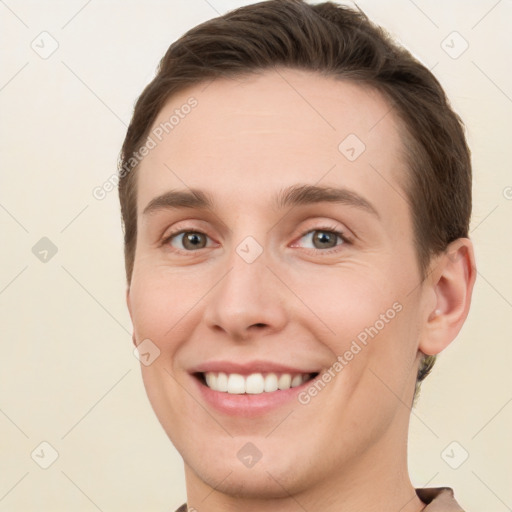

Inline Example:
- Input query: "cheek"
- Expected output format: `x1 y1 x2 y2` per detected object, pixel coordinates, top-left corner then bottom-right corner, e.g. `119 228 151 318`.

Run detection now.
129 270 201 437
293 267 400 341
296 267 417 390
128 269 187 347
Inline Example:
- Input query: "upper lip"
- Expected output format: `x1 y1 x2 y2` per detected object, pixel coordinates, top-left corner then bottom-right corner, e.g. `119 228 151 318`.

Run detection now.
189 360 320 375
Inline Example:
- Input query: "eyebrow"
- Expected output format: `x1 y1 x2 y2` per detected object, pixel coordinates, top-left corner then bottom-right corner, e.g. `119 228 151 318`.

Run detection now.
142 184 379 218
143 188 214 215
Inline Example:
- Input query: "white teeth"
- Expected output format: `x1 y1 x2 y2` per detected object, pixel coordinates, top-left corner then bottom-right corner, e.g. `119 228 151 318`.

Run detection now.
291 374 303 388
278 373 291 390
264 373 278 392
203 372 312 394
216 372 228 392
227 374 246 394
245 373 265 394
205 372 216 388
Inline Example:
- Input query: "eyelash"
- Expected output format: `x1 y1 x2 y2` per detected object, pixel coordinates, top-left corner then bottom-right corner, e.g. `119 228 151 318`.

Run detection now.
160 224 352 255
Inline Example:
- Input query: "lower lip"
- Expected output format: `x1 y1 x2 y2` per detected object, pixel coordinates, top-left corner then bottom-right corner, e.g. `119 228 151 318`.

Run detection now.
190 374 317 417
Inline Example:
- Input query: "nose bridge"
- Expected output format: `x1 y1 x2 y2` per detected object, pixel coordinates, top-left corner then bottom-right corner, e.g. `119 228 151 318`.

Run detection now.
202 229 288 339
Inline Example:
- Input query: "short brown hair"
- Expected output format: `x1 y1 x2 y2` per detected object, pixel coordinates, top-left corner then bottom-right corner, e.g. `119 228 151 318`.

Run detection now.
118 0 472 395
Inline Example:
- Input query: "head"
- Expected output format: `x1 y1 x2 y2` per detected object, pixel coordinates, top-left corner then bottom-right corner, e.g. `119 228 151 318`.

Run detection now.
119 0 475 502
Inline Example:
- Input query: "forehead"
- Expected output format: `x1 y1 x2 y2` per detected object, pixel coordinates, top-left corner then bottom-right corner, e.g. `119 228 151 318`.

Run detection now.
136 68 408 215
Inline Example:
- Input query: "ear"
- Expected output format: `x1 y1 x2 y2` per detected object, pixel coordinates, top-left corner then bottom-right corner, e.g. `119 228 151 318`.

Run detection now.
419 238 477 356
126 287 137 348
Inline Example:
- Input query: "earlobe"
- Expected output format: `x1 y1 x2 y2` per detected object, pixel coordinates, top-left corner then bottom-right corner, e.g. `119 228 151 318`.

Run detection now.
419 238 477 356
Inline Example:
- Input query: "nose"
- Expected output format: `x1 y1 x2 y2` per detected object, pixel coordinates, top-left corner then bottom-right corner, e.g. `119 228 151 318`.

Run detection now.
201 241 288 342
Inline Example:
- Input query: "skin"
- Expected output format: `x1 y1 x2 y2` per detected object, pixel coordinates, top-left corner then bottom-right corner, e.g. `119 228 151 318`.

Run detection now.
126 68 476 512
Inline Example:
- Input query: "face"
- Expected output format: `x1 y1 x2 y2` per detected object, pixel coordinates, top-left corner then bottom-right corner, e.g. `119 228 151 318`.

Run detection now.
127 69 433 499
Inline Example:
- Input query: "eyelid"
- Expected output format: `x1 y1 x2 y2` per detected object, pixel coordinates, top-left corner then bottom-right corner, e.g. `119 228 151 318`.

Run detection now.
160 228 216 251
160 221 353 253
291 224 353 251
159 218 217 245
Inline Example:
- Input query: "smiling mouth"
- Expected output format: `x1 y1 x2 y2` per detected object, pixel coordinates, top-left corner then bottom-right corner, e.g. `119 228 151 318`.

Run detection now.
194 371 319 394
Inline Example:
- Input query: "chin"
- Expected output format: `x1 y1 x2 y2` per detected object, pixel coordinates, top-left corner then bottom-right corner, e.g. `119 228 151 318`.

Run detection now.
196 464 304 500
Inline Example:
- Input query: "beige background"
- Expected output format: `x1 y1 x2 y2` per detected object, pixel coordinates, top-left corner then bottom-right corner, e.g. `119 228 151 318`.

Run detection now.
1 0 511 510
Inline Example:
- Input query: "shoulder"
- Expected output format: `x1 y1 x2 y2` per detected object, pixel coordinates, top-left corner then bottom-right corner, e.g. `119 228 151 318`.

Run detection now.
416 487 465 511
